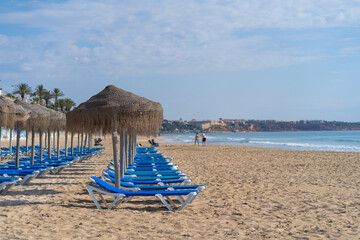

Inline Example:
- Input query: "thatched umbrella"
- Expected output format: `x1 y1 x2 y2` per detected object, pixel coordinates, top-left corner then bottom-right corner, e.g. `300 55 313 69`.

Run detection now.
14 100 51 164
34 105 66 159
0 96 16 152
66 85 163 187
0 96 30 167
12 102 30 168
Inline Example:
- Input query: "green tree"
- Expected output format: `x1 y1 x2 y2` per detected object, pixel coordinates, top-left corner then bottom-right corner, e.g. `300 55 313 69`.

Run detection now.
32 84 47 104
57 99 66 112
63 98 76 112
31 97 43 105
5 93 17 99
52 88 64 110
12 83 32 100
43 90 53 107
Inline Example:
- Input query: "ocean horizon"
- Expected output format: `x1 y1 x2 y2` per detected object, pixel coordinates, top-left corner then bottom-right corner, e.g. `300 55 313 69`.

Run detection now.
161 130 360 152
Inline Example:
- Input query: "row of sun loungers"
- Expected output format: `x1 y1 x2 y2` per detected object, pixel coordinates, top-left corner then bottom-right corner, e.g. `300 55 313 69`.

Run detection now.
0 145 105 195
86 146 205 211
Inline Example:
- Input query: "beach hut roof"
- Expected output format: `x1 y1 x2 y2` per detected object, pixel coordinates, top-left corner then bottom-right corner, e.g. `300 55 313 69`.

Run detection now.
0 96 16 128
14 100 51 131
66 85 163 135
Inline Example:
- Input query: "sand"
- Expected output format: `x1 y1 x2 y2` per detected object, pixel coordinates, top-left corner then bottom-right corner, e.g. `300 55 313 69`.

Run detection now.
1 137 360 239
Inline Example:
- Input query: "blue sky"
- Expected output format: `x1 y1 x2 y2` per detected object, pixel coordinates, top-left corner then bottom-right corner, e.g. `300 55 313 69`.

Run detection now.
1 0 360 121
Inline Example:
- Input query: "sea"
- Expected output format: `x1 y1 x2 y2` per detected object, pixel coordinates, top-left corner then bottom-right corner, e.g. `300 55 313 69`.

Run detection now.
161 131 360 152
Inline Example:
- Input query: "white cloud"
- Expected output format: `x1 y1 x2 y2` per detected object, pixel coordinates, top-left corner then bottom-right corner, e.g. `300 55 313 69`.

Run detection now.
0 0 359 82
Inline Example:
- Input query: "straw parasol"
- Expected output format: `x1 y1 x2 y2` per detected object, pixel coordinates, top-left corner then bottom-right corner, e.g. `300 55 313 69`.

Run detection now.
66 85 163 187
66 85 163 135
14 100 51 164
11 100 30 168
0 96 16 129
33 104 66 159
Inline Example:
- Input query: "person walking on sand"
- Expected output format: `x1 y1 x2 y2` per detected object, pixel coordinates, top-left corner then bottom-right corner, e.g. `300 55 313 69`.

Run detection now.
202 132 206 146
194 133 200 145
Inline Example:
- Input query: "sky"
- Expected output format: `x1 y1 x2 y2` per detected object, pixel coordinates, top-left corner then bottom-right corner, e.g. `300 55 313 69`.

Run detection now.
0 0 360 121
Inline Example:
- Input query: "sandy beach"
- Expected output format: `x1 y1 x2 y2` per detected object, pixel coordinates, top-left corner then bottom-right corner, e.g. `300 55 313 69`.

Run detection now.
1 137 360 239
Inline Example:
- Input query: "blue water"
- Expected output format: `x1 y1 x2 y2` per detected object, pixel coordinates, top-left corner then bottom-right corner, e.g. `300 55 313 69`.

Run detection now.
161 131 360 152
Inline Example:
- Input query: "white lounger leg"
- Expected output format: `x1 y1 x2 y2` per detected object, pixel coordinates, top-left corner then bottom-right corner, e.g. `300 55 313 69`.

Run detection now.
86 185 125 210
178 192 197 211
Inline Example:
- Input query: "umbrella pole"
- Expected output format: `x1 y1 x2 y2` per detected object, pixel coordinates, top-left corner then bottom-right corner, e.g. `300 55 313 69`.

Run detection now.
77 133 80 153
25 130 29 155
132 135 137 165
119 129 126 179
88 134 92 149
64 130 68 157
82 133 85 153
112 118 120 188
9 129 12 154
124 133 128 169
53 131 55 151
31 127 35 165
84 134 87 152
71 132 74 155
39 129 43 161
57 128 60 158
48 129 51 158
128 135 132 167
15 127 21 168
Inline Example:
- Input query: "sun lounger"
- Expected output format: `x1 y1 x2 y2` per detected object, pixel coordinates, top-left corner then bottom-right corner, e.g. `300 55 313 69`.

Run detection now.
103 170 192 185
102 175 206 192
0 177 21 195
86 176 198 211
0 169 39 185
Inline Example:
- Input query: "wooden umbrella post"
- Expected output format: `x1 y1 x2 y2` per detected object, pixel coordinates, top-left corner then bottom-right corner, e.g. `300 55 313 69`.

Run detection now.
128 134 133 165
77 133 80 153
53 130 55 151
88 134 92 149
84 134 87 152
39 129 43 161
57 128 60 158
119 129 126 179
15 127 21 168
25 130 29 155
124 133 128 169
9 129 12 154
112 116 120 188
31 127 35 165
64 130 68 157
48 129 51 158
81 133 84 153
71 132 74 155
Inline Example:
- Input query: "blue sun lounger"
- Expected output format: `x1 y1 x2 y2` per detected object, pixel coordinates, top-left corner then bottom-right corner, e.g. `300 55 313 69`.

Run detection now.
0 177 21 195
86 176 199 211
102 175 206 192
0 169 39 185
103 170 192 185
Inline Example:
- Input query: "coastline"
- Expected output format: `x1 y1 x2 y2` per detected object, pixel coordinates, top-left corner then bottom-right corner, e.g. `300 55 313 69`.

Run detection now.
1 138 360 239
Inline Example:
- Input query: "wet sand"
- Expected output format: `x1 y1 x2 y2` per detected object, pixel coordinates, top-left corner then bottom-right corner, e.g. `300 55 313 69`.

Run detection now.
1 137 360 239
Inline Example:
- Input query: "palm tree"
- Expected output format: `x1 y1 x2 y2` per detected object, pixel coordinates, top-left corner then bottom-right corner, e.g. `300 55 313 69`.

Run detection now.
43 90 53 107
52 88 64 110
32 84 47 104
63 98 76 112
31 97 43 105
12 83 32 100
5 93 17 99
57 99 66 112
